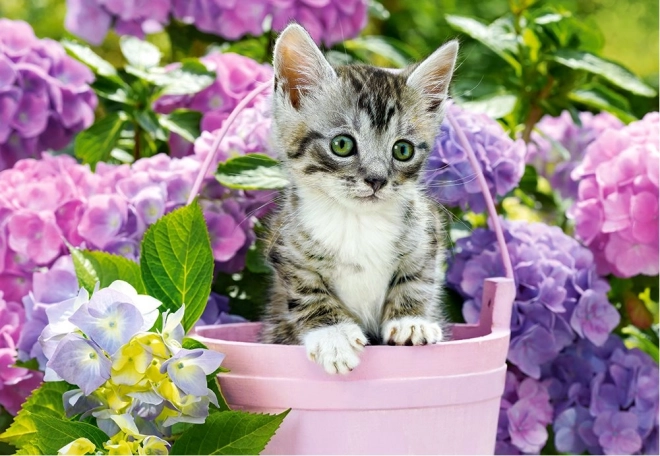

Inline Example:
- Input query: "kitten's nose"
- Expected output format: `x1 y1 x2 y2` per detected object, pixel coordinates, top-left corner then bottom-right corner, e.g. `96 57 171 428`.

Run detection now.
364 176 387 192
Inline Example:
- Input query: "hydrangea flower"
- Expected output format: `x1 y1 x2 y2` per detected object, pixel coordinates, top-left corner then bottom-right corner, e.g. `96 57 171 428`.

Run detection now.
549 336 658 455
65 0 368 55
424 104 526 213
0 19 97 171
41 283 225 440
448 219 619 379
496 371 553 454
0 291 43 414
570 112 659 278
65 0 172 45
154 52 273 157
526 111 623 199
0 151 267 305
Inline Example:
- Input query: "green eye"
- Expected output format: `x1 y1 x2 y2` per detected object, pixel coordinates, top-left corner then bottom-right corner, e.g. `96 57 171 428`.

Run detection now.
392 140 414 161
330 135 356 157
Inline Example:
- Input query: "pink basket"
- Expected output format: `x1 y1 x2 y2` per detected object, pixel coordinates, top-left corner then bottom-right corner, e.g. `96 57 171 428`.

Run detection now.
192 87 516 454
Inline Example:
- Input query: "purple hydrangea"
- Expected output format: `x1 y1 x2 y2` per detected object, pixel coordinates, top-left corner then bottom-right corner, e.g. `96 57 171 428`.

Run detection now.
65 0 368 47
65 0 172 45
447 219 619 379
0 291 43 415
154 52 273 158
496 371 553 454
0 19 97 171
526 110 623 200
196 292 247 326
424 104 526 213
548 336 658 455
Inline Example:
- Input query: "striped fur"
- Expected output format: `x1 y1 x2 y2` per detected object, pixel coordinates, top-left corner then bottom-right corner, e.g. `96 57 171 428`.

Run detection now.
260 24 458 374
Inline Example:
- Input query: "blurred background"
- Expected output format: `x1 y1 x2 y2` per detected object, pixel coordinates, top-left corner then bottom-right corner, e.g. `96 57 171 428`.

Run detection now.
3 0 657 85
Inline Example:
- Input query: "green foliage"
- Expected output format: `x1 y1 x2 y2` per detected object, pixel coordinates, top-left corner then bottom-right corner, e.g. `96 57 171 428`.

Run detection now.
0 382 108 455
170 410 290 455
216 154 289 190
63 39 213 166
141 202 214 332
69 247 146 294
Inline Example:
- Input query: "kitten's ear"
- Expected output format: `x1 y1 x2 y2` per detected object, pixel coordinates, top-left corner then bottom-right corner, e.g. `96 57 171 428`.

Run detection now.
273 24 336 109
406 40 458 110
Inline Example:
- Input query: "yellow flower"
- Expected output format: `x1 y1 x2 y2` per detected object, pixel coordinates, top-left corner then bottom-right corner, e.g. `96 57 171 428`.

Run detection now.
145 358 167 384
112 339 152 385
138 436 169 455
104 439 136 455
58 438 96 455
134 333 169 359
156 378 181 406
96 383 131 412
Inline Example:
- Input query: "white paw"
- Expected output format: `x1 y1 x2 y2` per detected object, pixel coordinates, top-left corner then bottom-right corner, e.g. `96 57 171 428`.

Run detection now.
381 317 444 346
302 322 367 375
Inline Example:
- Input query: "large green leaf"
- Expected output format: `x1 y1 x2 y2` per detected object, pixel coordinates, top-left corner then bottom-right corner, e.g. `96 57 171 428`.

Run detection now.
343 36 412 68
159 109 202 143
29 415 108 455
216 154 289 190
445 15 521 74
119 36 161 69
551 50 656 97
140 202 214 332
569 88 637 123
74 113 128 169
69 247 146 294
0 382 69 450
170 410 290 455
62 40 122 82
458 93 518 119
130 59 215 96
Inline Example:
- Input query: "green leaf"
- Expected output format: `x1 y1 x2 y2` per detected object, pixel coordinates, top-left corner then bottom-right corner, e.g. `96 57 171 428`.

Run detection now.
343 36 411 68
135 110 167 141
62 40 122 82
159 109 202 143
551 50 656 97
216 154 289 190
0 382 69 450
207 376 231 413
13 358 39 371
30 415 107 455
246 242 270 274
569 88 637 123
119 36 161 69
182 337 208 350
69 246 145 294
140 202 214 332
170 410 290 455
458 93 517 119
368 0 390 20
445 15 521 74
135 59 215 96
74 113 127 170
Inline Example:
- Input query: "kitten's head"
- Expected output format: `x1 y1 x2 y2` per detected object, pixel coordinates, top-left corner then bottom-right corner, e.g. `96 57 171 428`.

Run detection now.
271 24 458 209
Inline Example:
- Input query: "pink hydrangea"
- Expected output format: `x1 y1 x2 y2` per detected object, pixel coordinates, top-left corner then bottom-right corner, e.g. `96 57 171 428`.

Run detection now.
0 151 271 304
0 19 97 171
154 52 273 157
527 111 623 199
570 113 659 278
0 292 43 415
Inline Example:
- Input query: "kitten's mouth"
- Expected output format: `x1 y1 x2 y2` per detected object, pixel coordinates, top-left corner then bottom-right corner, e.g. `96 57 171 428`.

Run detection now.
354 194 381 202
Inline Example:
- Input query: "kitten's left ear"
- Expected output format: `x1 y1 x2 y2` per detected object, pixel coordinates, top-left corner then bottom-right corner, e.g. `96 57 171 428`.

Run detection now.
406 40 458 110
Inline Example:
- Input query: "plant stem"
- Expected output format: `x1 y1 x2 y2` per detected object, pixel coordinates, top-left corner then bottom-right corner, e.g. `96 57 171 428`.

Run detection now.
522 76 554 143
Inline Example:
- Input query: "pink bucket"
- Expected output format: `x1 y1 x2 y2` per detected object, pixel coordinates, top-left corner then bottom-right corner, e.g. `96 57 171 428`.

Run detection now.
191 93 516 454
195 278 514 454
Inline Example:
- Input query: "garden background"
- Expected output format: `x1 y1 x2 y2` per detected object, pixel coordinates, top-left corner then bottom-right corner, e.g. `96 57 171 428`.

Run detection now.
0 0 658 454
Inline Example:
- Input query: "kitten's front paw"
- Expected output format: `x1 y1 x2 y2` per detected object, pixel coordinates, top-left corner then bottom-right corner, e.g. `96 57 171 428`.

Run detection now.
302 322 367 374
382 317 444 346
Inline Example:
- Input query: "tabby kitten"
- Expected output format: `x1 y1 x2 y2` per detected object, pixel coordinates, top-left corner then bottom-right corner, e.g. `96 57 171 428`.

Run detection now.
260 24 458 375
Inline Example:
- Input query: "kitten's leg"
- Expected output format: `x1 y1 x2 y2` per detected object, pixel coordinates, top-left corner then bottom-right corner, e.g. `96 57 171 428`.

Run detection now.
381 220 446 346
265 249 368 374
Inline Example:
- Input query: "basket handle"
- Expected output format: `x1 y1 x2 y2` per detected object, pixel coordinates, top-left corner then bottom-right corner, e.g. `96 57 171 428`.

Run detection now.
445 102 514 279
186 83 514 281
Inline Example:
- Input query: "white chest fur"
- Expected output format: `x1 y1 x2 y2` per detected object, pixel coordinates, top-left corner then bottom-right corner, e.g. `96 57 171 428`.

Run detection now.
299 194 402 336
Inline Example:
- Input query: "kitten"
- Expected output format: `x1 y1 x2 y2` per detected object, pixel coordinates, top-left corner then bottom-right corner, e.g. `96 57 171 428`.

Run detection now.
260 24 458 375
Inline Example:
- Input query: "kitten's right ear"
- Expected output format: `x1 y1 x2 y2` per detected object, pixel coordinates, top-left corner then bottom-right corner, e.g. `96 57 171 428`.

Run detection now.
273 24 336 109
